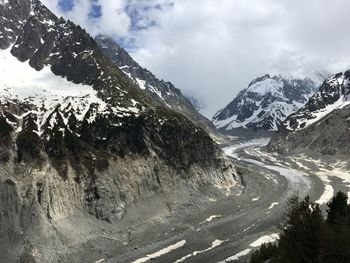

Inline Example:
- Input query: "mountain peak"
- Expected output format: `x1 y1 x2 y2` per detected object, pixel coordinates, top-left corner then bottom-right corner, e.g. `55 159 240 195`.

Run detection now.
281 71 350 131
248 74 271 87
94 35 218 133
213 73 328 131
269 69 350 155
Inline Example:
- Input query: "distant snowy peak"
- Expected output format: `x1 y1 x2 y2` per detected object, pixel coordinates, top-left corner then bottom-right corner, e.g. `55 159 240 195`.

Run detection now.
212 73 328 131
282 71 350 131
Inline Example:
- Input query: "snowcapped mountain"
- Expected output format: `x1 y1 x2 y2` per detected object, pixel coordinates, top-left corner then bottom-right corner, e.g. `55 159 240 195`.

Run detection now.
94 35 216 132
0 0 236 261
212 73 329 131
270 71 350 155
282 72 350 131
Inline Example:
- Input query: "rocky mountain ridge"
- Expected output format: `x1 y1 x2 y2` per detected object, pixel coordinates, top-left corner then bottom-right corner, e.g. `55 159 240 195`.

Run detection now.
269 71 350 155
94 34 217 134
213 72 328 132
0 0 237 262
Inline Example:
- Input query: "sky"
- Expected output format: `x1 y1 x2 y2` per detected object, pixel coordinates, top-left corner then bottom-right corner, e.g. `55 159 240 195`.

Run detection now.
42 0 350 117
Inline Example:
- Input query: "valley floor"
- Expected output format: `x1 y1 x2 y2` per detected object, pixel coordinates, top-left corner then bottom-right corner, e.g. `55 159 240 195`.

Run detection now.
81 137 350 263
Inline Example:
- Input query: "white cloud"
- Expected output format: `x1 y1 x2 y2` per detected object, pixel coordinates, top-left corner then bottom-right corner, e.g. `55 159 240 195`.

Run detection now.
42 0 131 37
41 0 350 117
93 0 130 37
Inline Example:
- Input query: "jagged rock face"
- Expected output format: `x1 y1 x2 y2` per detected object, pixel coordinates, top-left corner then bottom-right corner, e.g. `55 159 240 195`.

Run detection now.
0 1 237 262
94 35 217 132
269 71 350 155
95 35 192 108
281 72 350 131
212 73 328 131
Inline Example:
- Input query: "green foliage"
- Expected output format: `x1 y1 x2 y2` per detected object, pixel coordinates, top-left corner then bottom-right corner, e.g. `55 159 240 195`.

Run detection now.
250 192 350 263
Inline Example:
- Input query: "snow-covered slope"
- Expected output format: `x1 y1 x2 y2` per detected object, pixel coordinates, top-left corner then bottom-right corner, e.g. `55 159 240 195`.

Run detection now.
212 73 328 131
283 72 350 131
269 71 350 155
0 48 140 131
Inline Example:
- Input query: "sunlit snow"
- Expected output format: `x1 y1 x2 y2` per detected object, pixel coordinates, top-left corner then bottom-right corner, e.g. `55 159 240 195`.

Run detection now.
0 48 140 132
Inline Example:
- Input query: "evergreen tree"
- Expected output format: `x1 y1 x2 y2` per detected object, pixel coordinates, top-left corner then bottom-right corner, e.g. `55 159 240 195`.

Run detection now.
276 196 324 263
323 191 350 262
250 243 278 263
250 192 350 263
326 191 349 228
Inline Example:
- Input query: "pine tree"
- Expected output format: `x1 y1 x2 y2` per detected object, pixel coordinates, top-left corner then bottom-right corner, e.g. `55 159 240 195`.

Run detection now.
250 192 350 263
323 191 350 262
326 191 349 228
250 243 278 263
275 196 324 263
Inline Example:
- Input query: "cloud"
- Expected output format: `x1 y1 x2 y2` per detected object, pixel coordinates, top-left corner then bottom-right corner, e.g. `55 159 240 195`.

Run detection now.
42 0 131 37
41 0 350 117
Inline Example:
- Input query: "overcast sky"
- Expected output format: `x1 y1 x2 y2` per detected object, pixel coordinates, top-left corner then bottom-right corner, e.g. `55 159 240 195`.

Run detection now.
42 0 350 117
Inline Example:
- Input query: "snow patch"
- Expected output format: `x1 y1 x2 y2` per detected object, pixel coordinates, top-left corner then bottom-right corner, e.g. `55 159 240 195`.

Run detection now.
205 215 221 222
219 233 279 262
268 202 279 209
175 239 226 263
250 234 279 247
135 78 147 90
132 240 186 263
218 249 251 262
316 184 334 205
314 173 334 205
